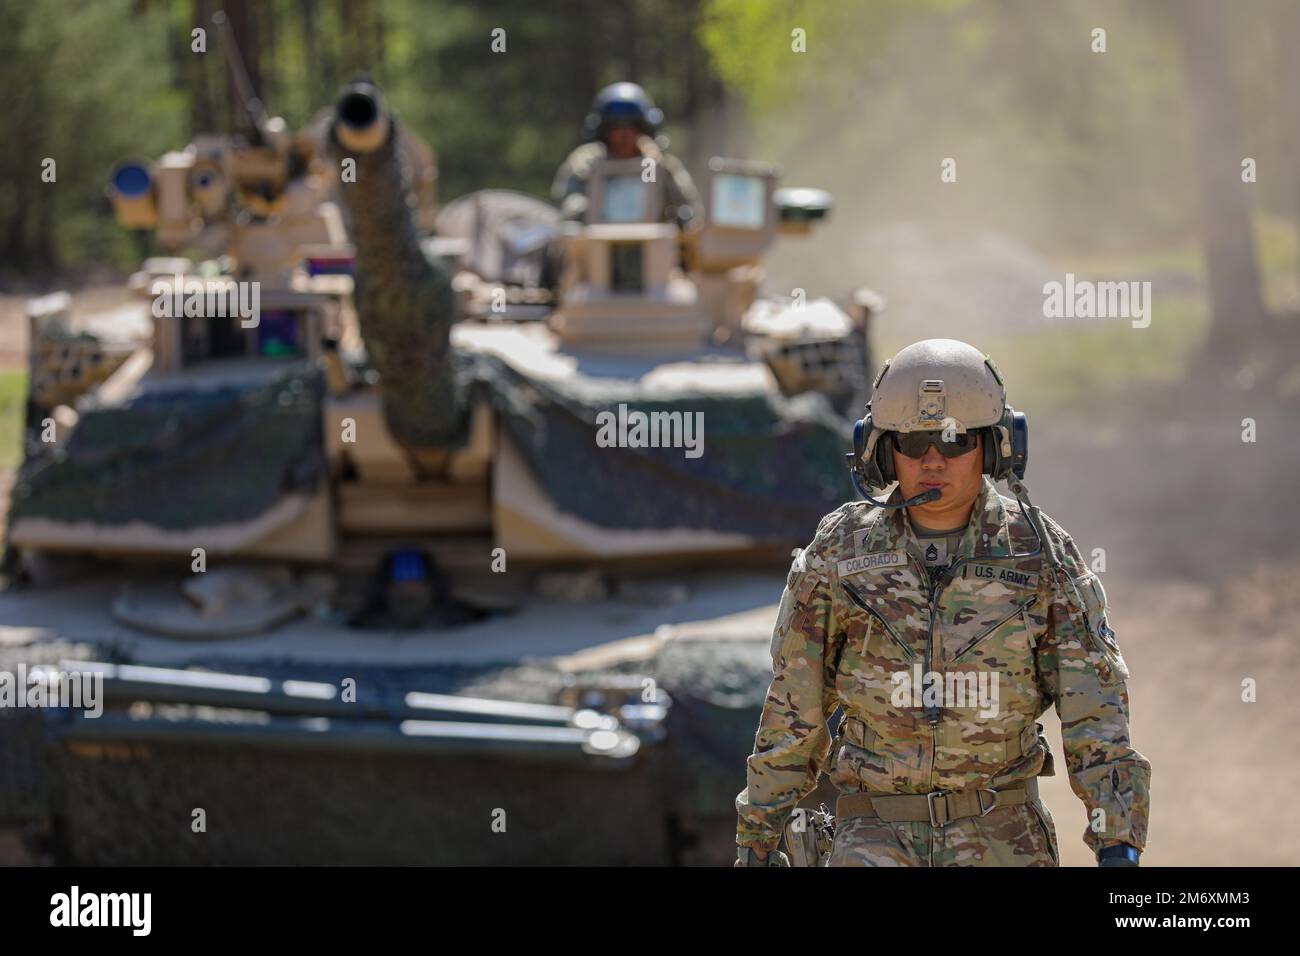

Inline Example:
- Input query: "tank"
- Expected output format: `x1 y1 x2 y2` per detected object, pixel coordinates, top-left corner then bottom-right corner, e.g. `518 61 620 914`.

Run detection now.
0 77 882 865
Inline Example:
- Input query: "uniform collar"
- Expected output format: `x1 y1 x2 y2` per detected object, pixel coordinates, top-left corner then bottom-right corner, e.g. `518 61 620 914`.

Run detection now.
863 478 1015 562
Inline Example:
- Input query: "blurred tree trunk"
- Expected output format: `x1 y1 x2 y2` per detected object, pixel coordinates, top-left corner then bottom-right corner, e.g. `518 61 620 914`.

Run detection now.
563 0 602 137
339 0 373 77
262 0 276 108
622 0 640 80
3 199 30 273
373 1 386 78
1177 0 1267 361
298 0 329 105
28 55 55 272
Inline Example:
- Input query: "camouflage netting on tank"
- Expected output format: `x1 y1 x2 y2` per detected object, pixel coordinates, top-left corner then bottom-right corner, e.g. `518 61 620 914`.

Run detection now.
467 351 854 542
8 344 850 541
9 365 326 530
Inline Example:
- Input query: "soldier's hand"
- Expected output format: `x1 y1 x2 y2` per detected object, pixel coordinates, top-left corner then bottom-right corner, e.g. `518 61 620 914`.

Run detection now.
735 847 791 867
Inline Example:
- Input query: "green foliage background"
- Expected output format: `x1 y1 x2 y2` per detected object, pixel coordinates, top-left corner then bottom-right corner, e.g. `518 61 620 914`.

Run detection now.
0 0 1296 289
0 0 724 279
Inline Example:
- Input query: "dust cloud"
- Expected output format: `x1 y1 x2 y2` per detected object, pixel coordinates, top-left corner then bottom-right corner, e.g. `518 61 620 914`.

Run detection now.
703 0 1300 865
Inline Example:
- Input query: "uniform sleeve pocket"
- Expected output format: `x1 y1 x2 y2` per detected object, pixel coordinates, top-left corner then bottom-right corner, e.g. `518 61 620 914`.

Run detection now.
770 550 816 665
1073 572 1129 686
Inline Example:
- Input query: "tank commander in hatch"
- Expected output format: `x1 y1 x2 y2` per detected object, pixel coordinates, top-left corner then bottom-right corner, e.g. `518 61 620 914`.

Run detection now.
551 81 701 229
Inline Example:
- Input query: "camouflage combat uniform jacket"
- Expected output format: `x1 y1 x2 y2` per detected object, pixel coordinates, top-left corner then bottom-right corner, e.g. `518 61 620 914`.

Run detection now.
736 478 1151 864
551 137 700 225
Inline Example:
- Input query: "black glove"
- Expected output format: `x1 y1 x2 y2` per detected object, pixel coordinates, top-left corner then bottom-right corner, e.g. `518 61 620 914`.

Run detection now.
1097 843 1140 867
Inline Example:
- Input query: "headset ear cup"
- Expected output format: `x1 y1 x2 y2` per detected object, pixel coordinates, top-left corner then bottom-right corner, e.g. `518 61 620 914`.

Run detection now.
984 413 1028 482
1009 410 1028 479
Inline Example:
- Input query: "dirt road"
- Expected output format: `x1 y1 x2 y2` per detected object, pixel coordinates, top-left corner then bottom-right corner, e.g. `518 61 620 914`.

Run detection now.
1014 368 1300 865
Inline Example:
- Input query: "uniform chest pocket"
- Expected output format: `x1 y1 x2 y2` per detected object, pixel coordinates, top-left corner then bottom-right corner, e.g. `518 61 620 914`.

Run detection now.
841 579 917 661
948 598 1037 663
945 565 1042 665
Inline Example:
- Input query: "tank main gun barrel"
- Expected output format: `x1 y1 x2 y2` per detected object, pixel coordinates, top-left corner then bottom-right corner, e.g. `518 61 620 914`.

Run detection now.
330 80 463 450
334 82 392 154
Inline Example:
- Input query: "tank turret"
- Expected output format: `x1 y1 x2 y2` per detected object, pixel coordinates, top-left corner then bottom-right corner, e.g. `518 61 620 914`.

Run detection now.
329 81 463 451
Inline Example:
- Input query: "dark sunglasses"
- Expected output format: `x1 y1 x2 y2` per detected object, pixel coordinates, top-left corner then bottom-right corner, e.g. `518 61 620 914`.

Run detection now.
892 429 980 459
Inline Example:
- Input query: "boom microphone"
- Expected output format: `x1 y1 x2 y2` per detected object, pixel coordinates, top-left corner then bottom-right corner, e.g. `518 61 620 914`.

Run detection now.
848 468 941 510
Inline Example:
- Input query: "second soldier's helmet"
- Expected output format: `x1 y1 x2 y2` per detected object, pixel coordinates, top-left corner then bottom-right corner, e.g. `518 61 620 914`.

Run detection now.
583 82 664 141
850 338 1028 488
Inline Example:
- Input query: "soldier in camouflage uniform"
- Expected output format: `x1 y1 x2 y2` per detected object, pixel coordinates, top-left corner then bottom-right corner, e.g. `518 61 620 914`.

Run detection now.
736 339 1151 867
551 82 700 228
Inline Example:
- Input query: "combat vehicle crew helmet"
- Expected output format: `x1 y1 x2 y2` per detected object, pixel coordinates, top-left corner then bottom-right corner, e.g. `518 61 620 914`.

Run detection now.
848 337 1029 496
583 82 664 141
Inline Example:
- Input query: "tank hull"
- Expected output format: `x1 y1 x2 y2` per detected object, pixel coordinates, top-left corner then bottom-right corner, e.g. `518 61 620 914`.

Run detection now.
0 574 775 866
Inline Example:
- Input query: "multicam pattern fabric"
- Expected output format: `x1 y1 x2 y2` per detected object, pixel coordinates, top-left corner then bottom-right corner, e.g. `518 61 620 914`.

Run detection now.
826 801 1060 867
736 477 1151 865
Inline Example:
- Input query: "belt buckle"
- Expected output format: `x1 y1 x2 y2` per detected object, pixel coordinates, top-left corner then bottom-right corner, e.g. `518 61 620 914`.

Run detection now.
928 788 999 827
926 790 948 828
